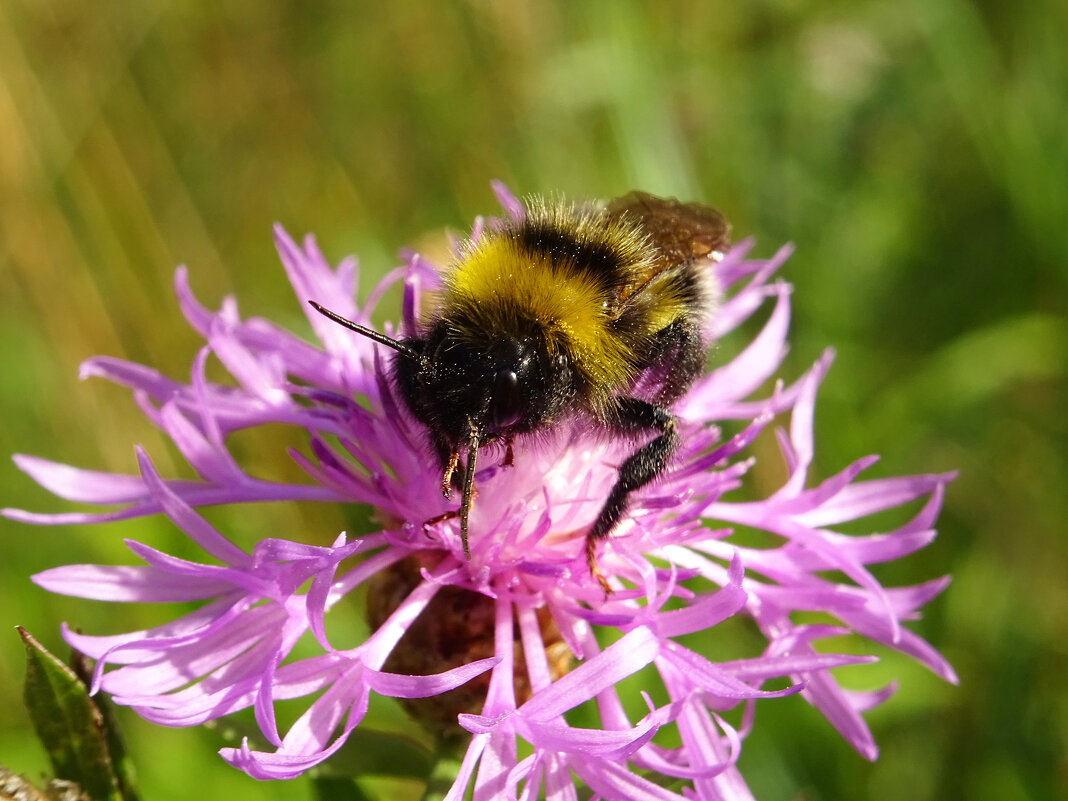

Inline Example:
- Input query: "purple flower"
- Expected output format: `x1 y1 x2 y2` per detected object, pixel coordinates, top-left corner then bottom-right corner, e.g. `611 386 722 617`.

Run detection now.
6 183 956 799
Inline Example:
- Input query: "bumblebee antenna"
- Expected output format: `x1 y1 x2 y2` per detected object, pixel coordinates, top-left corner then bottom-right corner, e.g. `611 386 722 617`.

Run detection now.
308 301 421 362
458 430 479 559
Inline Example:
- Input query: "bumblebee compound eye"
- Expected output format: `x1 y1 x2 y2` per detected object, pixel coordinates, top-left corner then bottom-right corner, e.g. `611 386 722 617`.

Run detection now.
490 368 521 429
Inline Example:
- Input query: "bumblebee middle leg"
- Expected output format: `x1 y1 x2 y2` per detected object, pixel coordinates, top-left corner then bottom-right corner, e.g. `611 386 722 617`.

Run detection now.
647 318 704 406
585 398 678 591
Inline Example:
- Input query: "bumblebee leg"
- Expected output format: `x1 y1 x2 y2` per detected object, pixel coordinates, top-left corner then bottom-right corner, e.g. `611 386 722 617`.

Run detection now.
424 510 459 530
648 319 703 406
423 511 458 550
585 536 611 596
439 450 460 498
586 398 678 592
432 436 465 498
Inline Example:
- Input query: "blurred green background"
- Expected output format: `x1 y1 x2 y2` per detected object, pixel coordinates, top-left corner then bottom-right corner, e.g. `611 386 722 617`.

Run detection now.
1 1 1065 799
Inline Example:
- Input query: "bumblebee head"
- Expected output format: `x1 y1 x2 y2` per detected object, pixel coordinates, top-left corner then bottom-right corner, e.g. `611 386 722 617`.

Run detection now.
422 332 537 441
308 301 572 559
307 300 553 441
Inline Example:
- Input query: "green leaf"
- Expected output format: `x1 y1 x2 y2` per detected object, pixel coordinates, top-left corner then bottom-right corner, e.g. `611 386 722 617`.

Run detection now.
68 651 140 801
19 628 124 801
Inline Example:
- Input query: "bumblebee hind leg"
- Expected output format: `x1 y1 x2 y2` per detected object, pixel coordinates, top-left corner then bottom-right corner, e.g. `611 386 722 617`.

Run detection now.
583 319 701 591
586 398 678 593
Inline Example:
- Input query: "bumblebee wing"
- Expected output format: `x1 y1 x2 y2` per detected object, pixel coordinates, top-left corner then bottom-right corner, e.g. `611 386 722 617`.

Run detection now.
605 192 729 316
607 191 730 267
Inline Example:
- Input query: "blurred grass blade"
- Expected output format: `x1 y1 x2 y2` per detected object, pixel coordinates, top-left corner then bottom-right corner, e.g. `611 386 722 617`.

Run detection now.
907 312 1067 411
19 627 133 801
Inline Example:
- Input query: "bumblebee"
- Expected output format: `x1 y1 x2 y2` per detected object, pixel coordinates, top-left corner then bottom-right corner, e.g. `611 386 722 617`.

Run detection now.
310 192 729 590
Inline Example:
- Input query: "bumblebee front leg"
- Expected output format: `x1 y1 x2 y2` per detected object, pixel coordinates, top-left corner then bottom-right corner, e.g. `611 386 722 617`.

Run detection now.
500 433 515 468
432 436 465 499
586 398 678 592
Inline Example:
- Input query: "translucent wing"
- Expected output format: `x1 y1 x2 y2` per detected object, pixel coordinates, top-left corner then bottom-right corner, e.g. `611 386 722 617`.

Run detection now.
605 192 730 310
607 191 730 267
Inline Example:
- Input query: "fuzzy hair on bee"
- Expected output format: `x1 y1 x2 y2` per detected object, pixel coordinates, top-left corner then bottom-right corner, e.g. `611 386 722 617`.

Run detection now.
309 191 730 592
